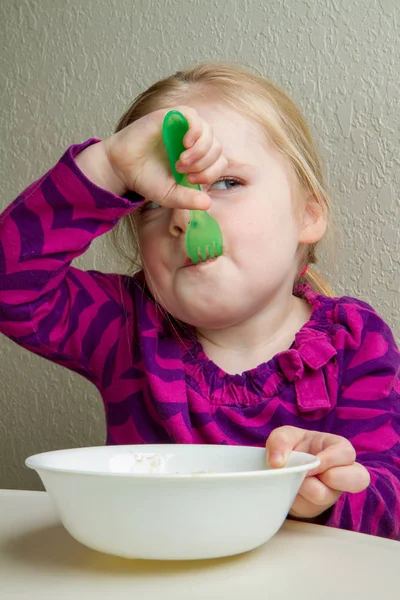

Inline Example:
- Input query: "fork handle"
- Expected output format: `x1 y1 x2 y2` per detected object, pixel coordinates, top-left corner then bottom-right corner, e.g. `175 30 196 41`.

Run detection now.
162 111 200 190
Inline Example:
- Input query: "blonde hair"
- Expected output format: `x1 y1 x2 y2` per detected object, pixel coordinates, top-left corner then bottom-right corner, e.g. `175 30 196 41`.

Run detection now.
112 62 334 297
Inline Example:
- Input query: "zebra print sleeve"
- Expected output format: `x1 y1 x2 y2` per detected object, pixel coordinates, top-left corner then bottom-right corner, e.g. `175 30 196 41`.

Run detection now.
0 140 139 387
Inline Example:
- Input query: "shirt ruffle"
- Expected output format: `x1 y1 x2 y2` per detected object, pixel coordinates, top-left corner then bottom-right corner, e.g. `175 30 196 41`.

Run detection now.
176 284 339 413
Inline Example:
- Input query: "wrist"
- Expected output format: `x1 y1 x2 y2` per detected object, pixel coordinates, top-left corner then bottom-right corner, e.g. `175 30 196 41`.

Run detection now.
74 141 127 197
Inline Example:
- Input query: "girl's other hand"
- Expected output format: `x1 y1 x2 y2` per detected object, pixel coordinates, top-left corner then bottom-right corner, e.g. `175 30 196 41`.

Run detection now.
265 426 370 519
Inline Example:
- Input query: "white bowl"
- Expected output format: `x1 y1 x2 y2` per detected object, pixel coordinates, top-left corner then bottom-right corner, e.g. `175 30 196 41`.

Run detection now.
26 444 319 560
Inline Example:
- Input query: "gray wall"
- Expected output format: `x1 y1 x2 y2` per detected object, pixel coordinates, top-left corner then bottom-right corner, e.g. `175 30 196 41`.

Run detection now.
1 0 399 490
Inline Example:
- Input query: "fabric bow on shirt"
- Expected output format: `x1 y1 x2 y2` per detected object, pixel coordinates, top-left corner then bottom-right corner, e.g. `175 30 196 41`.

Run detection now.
277 330 338 413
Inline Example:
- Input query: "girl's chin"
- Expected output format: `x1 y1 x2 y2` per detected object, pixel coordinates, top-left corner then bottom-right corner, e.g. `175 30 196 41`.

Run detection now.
174 310 241 330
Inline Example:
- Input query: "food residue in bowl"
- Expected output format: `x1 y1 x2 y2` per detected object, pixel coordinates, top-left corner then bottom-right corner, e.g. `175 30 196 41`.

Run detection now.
108 452 215 476
108 452 172 474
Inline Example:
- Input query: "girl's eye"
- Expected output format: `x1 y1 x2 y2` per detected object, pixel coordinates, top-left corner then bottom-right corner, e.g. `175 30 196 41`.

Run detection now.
139 201 162 213
210 177 243 191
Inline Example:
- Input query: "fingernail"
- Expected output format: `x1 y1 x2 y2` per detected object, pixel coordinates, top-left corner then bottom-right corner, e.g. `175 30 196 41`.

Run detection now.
181 152 193 165
175 161 186 172
269 452 284 467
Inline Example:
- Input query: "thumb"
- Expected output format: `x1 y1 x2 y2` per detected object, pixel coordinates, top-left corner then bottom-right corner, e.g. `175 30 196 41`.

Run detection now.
266 426 307 469
161 181 211 211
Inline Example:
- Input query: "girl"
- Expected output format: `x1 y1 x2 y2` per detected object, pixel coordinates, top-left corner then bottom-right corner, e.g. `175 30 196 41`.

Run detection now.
0 63 399 539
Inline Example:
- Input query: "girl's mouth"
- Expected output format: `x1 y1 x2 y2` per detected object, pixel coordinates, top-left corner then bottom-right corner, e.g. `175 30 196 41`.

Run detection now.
183 257 218 268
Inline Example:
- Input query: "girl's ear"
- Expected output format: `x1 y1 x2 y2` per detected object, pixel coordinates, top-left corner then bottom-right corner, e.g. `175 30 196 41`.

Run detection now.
298 195 327 244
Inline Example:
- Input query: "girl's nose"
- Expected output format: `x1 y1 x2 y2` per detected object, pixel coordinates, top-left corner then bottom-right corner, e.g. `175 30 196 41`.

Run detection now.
168 208 191 238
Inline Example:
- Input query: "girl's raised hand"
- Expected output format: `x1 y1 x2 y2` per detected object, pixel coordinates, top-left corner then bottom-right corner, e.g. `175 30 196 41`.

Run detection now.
76 106 227 210
265 426 370 519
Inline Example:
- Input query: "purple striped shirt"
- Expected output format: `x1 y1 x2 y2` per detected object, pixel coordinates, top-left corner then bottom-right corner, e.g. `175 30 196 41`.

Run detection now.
1 139 399 539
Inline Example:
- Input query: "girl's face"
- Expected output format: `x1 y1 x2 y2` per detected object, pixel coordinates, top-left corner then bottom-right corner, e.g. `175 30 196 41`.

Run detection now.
134 101 322 329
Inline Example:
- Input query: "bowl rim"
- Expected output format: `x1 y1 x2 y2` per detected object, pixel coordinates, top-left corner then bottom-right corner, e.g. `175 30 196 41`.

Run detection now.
25 445 320 480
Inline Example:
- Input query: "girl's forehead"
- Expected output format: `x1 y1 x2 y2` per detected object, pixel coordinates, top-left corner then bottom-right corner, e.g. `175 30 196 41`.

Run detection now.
184 99 267 158
185 99 257 130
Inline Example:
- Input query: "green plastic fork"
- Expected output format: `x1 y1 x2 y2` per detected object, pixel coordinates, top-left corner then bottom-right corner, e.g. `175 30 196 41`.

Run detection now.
162 110 223 264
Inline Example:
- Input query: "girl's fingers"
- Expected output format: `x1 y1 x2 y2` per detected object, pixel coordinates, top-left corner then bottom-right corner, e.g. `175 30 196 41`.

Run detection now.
318 463 370 493
266 426 370 521
297 475 342 507
289 463 370 520
266 426 357 473
179 122 214 167
289 477 342 519
307 441 356 477
289 490 341 519
176 106 204 149
160 183 211 210
289 495 319 519
174 105 213 157
266 426 308 467
179 140 223 174
187 155 228 185
170 106 226 179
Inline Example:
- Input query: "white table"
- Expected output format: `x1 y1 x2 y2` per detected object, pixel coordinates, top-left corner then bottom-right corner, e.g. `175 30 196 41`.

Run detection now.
1 490 399 599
